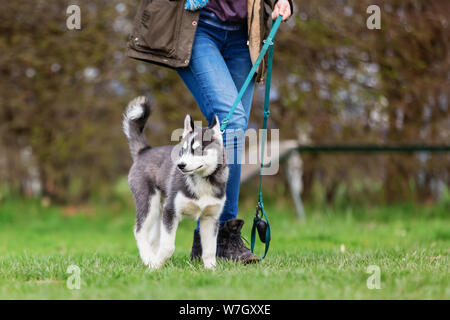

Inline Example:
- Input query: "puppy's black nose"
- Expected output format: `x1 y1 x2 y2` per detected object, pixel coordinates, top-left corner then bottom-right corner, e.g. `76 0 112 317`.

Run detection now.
177 163 186 170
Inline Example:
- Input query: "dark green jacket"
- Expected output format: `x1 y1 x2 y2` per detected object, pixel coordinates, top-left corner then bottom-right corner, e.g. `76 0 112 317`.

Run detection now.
127 0 293 83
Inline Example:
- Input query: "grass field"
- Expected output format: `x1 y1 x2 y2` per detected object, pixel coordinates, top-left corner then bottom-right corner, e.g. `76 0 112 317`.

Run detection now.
0 198 449 299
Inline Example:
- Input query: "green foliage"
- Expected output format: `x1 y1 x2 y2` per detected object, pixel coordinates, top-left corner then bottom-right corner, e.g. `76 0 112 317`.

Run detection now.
0 199 449 299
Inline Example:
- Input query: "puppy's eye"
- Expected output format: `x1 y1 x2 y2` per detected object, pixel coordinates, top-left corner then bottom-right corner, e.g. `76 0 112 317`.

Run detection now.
192 141 201 151
180 141 188 156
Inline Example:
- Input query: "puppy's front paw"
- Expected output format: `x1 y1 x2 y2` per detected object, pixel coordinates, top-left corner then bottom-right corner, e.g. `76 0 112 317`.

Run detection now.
140 254 151 267
148 260 164 270
203 258 216 269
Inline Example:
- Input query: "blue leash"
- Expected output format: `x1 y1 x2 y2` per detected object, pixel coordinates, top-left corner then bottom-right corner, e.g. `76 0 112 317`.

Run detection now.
220 16 283 260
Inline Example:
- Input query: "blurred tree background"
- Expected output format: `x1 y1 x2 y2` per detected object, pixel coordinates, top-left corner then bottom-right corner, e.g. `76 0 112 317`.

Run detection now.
0 0 448 205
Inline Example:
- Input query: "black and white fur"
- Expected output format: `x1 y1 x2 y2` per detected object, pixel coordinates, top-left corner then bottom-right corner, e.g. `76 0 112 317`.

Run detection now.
123 96 228 269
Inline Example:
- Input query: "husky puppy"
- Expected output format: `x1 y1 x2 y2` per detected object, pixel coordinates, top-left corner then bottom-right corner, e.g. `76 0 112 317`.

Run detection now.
123 96 228 269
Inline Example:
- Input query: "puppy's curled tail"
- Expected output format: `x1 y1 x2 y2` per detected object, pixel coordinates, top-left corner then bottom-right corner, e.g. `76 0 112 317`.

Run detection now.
123 96 151 160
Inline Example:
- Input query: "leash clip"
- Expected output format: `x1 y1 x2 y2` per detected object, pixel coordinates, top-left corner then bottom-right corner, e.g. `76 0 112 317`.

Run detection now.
220 119 229 133
254 203 268 243
263 38 274 46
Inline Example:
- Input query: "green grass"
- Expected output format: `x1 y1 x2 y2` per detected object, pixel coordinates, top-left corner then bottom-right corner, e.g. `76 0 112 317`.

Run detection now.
0 198 449 299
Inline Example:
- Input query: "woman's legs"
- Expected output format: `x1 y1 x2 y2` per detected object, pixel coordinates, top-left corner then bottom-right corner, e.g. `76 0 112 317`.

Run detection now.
220 28 256 222
176 17 255 227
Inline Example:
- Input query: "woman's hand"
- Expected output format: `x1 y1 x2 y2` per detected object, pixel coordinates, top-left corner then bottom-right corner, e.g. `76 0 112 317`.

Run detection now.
272 0 292 21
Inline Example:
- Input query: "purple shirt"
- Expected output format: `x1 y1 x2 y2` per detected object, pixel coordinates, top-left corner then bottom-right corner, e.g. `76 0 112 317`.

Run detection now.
205 0 247 22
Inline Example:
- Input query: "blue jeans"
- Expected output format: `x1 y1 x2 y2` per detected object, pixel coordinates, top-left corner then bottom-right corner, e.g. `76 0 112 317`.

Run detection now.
177 10 255 229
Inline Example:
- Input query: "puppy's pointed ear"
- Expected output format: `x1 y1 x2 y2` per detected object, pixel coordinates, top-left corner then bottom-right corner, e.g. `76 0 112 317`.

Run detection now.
209 115 222 136
183 114 194 138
